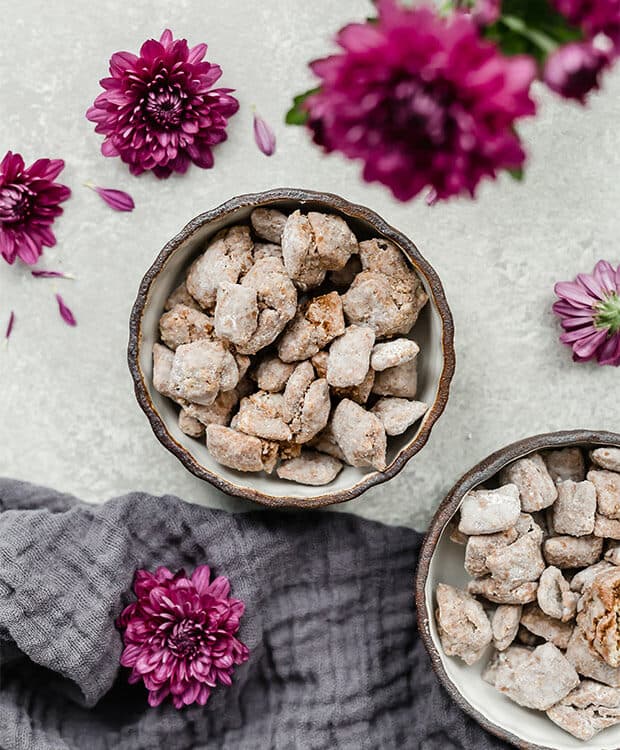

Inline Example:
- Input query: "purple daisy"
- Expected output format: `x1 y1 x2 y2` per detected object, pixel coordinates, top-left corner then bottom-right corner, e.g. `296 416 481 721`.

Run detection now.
553 260 620 366
304 1 536 202
0 151 71 266
117 564 249 709
86 30 239 178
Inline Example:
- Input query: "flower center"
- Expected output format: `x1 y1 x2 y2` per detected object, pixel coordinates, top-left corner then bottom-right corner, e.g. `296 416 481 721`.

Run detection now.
143 84 185 129
595 292 620 335
0 184 33 224
167 619 204 658
386 76 452 146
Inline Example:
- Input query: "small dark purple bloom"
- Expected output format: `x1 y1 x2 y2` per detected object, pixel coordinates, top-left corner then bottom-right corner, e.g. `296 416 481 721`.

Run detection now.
253 113 276 156
0 152 71 266
304 1 536 202
544 41 609 102
31 269 74 279
553 0 620 50
117 565 249 709
56 294 77 327
5 311 15 340
87 184 135 211
86 29 239 178
553 260 620 366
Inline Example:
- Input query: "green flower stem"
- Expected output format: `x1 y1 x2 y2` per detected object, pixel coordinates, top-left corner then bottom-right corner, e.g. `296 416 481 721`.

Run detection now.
596 293 620 334
500 14 559 55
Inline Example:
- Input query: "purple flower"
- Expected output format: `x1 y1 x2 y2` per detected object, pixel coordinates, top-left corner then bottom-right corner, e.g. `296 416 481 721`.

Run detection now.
86 184 135 211
552 0 620 50
0 152 71 266
31 269 74 279
56 294 77 327
544 41 609 101
5 311 15 340
253 113 276 156
471 0 501 26
86 30 239 178
304 1 536 202
553 260 620 366
117 565 249 709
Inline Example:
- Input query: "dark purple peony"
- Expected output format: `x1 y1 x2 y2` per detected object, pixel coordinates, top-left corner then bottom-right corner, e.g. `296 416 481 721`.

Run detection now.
117 565 249 709
86 30 239 178
544 41 609 101
304 1 536 202
0 152 71 266
552 0 620 50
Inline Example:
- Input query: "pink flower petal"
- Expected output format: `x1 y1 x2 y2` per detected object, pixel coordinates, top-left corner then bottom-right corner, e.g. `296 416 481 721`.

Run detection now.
87 185 135 212
5 311 15 340
572 328 608 359
55 294 77 326
598 333 620 366
31 269 74 279
554 281 596 307
593 259 619 295
253 113 276 156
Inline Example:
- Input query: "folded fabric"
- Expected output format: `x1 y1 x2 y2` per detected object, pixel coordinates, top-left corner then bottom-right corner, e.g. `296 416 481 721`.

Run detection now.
0 478 507 750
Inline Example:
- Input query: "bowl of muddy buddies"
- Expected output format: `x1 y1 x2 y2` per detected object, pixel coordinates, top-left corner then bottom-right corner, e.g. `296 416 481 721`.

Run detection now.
128 188 454 507
416 430 620 749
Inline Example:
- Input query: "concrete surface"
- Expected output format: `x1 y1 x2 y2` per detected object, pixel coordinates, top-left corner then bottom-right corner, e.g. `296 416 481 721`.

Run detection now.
1 0 619 530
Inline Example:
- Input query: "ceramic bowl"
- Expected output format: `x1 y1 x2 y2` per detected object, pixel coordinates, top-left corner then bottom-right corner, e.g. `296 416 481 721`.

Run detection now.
128 188 455 508
415 429 620 750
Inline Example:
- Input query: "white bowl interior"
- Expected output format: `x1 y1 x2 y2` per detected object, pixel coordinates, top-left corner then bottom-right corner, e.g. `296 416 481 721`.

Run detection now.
425 444 620 750
137 197 446 500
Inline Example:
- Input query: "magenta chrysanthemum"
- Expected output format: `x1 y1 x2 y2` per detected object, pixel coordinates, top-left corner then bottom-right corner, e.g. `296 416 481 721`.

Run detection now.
0 152 71 266
553 260 620 366
86 30 239 178
544 41 609 102
117 565 249 709
304 1 536 202
552 0 620 50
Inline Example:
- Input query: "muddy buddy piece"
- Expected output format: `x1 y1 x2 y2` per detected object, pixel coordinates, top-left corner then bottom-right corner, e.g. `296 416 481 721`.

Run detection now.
178 409 205 438
578 566 620 668
520 604 574 649
591 447 620 473
254 355 295 393
485 533 545 586
253 243 283 262
537 566 578 622
458 485 521 535
214 282 258 346
547 680 620 741
570 560 614 594
370 338 419 372
566 627 620 687
186 226 254 310
494 642 579 711
206 425 264 473
152 344 177 401
329 255 362 288
372 357 418 399
331 399 387 471
169 340 239 406
594 514 620 539
467 578 538 605
327 326 375 388
278 292 345 362
310 422 346 462
605 542 620 565
500 453 558 512
552 480 597 537
435 583 492 665
483 645 532 687
164 281 201 312
543 534 604 569
544 447 586 484
370 398 428 436
184 389 239 428
250 207 287 244
277 451 343 486
589 468 620 519
307 211 358 271
235 392 292 442
295 379 331 444
492 605 522 651
159 304 215 351
464 528 519 578
237 257 298 355
282 362 315 427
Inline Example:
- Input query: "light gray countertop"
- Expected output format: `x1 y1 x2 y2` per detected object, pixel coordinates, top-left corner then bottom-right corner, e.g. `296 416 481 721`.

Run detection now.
1 0 619 530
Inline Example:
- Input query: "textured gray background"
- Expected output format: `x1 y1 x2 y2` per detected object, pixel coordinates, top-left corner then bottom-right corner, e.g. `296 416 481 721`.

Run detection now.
0 0 618 530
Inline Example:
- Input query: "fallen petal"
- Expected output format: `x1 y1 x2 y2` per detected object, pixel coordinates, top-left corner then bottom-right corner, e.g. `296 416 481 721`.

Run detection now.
5 310 15 340
56 294 77 326
88 184 135 212
31 269 74 279
253 113 276 156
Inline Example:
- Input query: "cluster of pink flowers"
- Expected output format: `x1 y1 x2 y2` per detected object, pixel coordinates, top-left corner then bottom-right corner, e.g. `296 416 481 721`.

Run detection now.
117 564 249 709
295 0 620 203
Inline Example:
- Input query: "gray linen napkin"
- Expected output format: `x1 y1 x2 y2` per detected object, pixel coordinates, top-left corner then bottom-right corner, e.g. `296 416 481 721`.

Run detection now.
0 478 507 750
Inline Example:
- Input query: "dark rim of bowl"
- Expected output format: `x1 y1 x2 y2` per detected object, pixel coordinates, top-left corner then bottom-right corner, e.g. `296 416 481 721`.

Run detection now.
415 428 620 750
128 187 456 509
